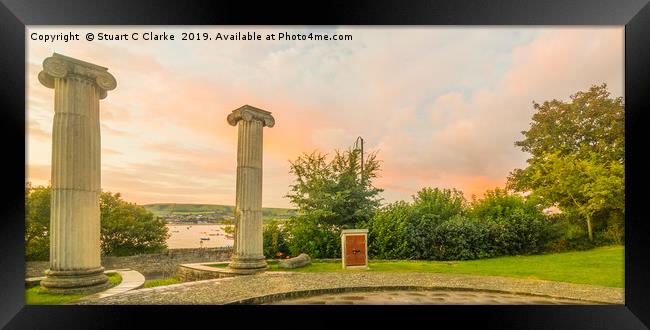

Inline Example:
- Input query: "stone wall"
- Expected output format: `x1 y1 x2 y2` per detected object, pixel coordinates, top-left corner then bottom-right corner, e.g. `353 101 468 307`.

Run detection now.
26 247 232 279
177 263 237 282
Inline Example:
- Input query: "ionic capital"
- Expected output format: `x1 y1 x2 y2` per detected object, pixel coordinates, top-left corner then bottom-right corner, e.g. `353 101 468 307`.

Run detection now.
227 105 275 128
38 53 117 99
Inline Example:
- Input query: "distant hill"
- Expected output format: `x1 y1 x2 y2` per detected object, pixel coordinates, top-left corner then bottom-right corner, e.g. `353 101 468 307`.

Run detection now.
142 203 297 219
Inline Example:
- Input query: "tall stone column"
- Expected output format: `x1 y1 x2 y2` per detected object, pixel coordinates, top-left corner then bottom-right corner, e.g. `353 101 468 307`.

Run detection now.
38 53 117 293
227 105 275 272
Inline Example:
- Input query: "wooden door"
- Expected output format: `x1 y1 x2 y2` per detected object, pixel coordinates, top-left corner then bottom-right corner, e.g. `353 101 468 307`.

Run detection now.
345 235 366 266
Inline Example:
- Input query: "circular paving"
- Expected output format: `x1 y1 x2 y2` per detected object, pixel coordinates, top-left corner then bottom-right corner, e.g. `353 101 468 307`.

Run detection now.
76 272 622 305
266 289 593 305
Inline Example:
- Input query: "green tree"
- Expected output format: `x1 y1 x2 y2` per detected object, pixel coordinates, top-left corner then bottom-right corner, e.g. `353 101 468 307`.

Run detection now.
284 148 383 258
25 182 50 227
24 184 169 259
513 152 624 241
25 183 51 260
100 192 170 256
508 84 625 241
286 148 383 228
511 83 624 166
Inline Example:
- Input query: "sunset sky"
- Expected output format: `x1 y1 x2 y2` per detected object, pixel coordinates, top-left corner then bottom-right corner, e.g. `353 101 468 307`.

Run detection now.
26 27 624 208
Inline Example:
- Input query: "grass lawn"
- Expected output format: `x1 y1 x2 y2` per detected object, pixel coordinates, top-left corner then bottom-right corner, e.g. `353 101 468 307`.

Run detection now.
26 272 122 305
143 277 181 288
262 246 623 288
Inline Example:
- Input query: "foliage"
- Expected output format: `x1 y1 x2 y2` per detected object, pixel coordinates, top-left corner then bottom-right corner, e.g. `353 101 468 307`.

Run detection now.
286 149 383 228
510 83 624 165
25 182 50 227
25 183 169 260
365 201 413 260
468 187 537 221
25 221 50 261
222 219 234 235
367 187 557 261
404 188 466 259
283 148 383 258
468 187 558 255
508 84 625 241
284 215 341 258
428 216 498 260
412 187 466 224
511 152 623 241
262 220 290 258
100 192 169 256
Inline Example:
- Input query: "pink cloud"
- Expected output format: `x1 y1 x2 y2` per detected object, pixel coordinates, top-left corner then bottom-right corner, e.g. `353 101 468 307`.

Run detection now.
26 27 623 208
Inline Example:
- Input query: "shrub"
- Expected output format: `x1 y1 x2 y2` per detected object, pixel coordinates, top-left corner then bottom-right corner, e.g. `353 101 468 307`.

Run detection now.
429 216 500 260
403 187 467 259
469 188 557 255
284 215 341 258
366 201 413 260
263 220 290 259
412 187 466 226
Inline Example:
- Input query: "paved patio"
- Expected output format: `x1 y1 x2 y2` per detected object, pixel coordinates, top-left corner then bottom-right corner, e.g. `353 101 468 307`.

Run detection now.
75 272 623 305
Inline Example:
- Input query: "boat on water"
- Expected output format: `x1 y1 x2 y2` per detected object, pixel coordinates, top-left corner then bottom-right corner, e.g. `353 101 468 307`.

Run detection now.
200 237 210 241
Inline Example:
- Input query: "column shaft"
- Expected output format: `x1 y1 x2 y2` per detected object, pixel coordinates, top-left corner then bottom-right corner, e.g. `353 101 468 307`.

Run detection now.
49 77 102 271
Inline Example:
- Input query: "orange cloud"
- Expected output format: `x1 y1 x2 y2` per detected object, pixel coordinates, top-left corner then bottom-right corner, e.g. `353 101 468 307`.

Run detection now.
26 27 623 208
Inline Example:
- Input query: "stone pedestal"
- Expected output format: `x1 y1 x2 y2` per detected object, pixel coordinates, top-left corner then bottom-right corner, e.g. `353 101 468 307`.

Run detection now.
226 105 275 271
38 53 116 294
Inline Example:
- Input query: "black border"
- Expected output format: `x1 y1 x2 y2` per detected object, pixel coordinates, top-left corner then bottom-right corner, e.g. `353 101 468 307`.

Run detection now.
1 0 648 328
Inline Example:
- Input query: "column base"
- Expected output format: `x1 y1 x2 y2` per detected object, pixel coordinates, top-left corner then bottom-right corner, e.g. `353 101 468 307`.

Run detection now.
40 267 110 295
228 255 268 272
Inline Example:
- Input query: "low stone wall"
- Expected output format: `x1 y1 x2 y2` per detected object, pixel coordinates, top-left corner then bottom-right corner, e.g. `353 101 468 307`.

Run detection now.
26 247 232 279
177 262 236 282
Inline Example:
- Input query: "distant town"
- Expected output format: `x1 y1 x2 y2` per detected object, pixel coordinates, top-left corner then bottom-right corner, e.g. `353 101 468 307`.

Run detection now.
142 203 297 224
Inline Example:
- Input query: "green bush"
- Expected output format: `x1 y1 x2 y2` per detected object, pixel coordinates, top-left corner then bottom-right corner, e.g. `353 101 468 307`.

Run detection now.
368 187 560 261
469 188 557 255
404 188 466 259
284 215 341 258
412 187 466 226
366 201 412 260
429 216 500 260
263 220 290 259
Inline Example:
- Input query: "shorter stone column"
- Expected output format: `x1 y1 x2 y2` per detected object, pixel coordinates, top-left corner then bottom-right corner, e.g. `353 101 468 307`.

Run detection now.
227 105 275 272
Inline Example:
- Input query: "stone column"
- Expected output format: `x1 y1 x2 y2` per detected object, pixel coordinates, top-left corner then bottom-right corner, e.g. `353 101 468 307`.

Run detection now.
38 53 117 294
227 105 275 272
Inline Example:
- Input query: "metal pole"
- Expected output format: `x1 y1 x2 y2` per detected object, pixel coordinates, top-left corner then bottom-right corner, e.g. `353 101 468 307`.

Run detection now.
355 136 364 184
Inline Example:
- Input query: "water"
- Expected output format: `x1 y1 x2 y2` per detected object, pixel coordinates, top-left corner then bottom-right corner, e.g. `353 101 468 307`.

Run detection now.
165 224 234 249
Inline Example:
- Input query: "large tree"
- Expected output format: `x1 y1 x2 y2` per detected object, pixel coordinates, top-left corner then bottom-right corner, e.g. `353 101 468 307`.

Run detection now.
286 148 383 228
507 84 624 241
283 148 383 258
